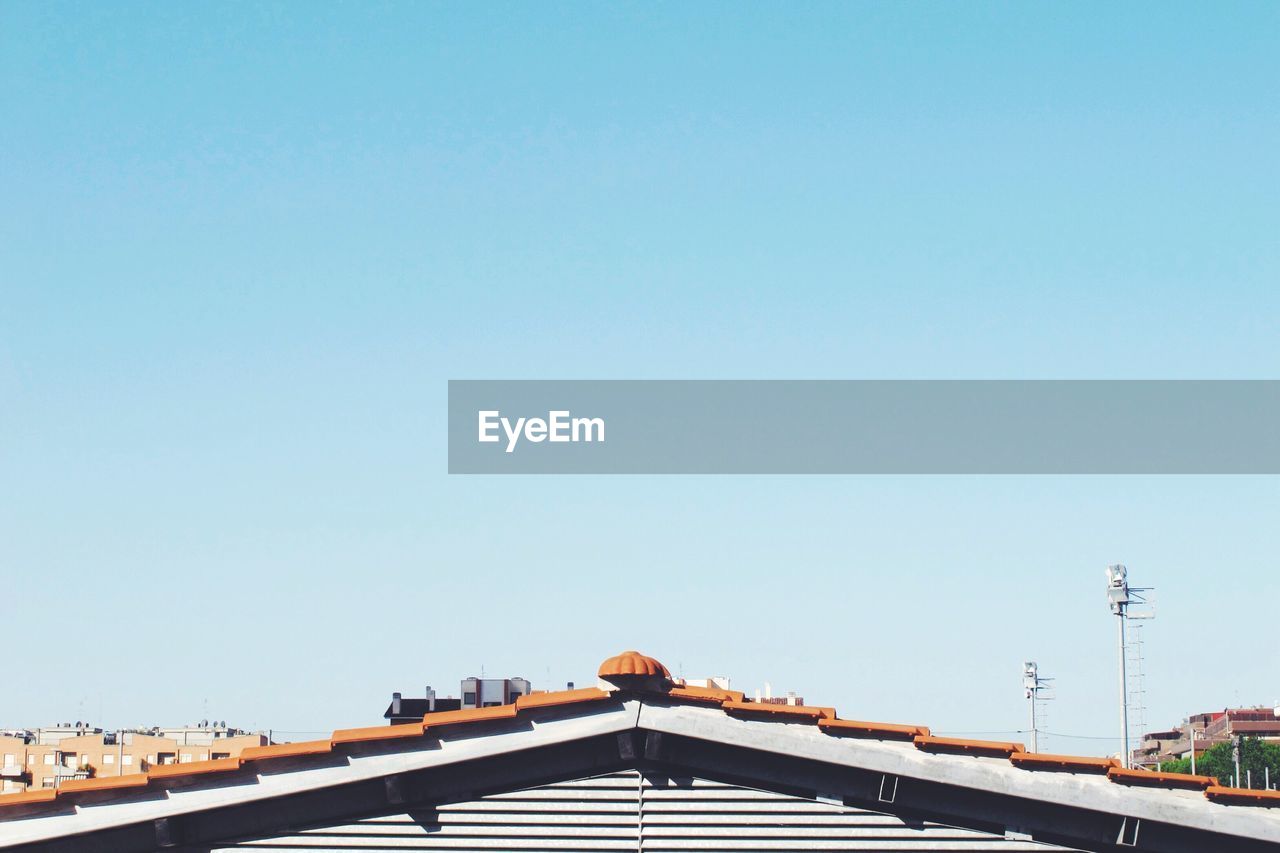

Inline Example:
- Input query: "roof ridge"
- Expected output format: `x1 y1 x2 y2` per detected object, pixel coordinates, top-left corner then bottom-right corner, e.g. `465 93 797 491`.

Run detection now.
1 654 1273 818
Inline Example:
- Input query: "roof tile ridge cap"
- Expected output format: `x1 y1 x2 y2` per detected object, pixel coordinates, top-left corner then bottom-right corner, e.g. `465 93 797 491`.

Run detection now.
819 717 932 737
721 699 834 719
0 788 59 808
332 721 429 744
914 734 1026 754
149 756 244 779
1010 751 1118 770
598 650 671 679
1206 784 1280 804
515 686 611 710
1010 751 1118 764
241 739 333 761
422 704 520 726
57 774 152 794
668 684 745 704
1108 766 1218 788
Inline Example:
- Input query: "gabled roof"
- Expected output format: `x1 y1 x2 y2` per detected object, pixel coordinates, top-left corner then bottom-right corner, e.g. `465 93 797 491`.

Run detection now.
1 651 1278 853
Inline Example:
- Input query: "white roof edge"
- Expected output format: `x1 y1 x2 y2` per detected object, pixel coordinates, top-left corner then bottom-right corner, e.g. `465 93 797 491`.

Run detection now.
636 701 1280 844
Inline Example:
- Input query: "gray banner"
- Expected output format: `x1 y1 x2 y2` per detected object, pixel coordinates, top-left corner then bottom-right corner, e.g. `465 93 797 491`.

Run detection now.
447 381 1280 474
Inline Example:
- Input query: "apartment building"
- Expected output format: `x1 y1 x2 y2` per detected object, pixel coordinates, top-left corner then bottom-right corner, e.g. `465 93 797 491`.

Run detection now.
0 723 266 794
383 677 533 724
1134 705 1280 767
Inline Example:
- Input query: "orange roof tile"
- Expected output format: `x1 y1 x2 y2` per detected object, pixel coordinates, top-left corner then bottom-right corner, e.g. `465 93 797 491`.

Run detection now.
148 757 244 780
331 722 429 745
722 700 834 721
1206 785 1280 806
1108 767 1218 790
668 684 746 704
598 650 670 679
516 687 612 710
423 704 519 727
0 788 58 808
1010 752 1118 774
914 735 1025 757
241 739 333 762
819 718 930 740
57 774 151 795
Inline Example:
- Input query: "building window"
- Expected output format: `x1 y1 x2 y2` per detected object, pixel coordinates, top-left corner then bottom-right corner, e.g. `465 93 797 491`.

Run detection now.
43 755 54 766
179 753 192 763
80 754 90 767
41 778 54 788
122 755 134 766
463 691 477 705
211 752 229 760
2 754 13 766
157 753 175 765
102 754 115 764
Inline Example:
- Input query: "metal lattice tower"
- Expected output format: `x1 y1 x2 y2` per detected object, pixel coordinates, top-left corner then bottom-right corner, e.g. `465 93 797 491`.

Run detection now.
1022 661 1054 754
1125 621 1148 748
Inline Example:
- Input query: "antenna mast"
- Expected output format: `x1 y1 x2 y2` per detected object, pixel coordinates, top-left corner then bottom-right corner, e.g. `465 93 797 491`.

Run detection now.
1106 564 1155 769
1023 661 1054 754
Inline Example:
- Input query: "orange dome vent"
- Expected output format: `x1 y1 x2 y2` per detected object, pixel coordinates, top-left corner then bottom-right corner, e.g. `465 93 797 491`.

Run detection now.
598 650 670 679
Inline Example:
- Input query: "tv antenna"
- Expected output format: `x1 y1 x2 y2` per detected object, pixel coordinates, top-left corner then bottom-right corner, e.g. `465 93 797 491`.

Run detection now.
1022 661 1054 754
1106 564 1155 768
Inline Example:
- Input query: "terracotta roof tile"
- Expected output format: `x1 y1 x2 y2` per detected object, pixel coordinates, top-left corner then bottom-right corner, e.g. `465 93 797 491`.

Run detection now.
148 757 244 780
56 774 151 795
668 684 746 704
516 687 612 710
1108 767 1218 790
331 722 428 745
914 735 1025 757
1010 752 1118 774
722 700 834 721
423 704 519 727
0 788 58 808
241 739 333 762
818 718 930 740
1206 785 1280 806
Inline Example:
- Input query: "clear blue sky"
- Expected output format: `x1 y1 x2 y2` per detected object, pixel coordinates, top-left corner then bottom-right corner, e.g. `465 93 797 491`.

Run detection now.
2 2 1276 753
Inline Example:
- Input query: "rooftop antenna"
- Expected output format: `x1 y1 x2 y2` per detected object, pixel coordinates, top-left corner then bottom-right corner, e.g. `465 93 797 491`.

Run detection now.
1022 661 1054 753
1106 564 1155 769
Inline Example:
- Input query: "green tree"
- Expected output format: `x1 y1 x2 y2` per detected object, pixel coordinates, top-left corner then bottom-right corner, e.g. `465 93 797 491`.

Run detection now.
1162 737 1280 788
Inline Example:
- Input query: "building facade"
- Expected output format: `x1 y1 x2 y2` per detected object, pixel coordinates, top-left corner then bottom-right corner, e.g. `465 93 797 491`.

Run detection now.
1134 706 1280 768
0 724 266 794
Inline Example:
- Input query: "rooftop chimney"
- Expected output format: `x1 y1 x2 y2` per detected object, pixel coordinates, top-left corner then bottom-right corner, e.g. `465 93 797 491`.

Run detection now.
391 692 402 715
